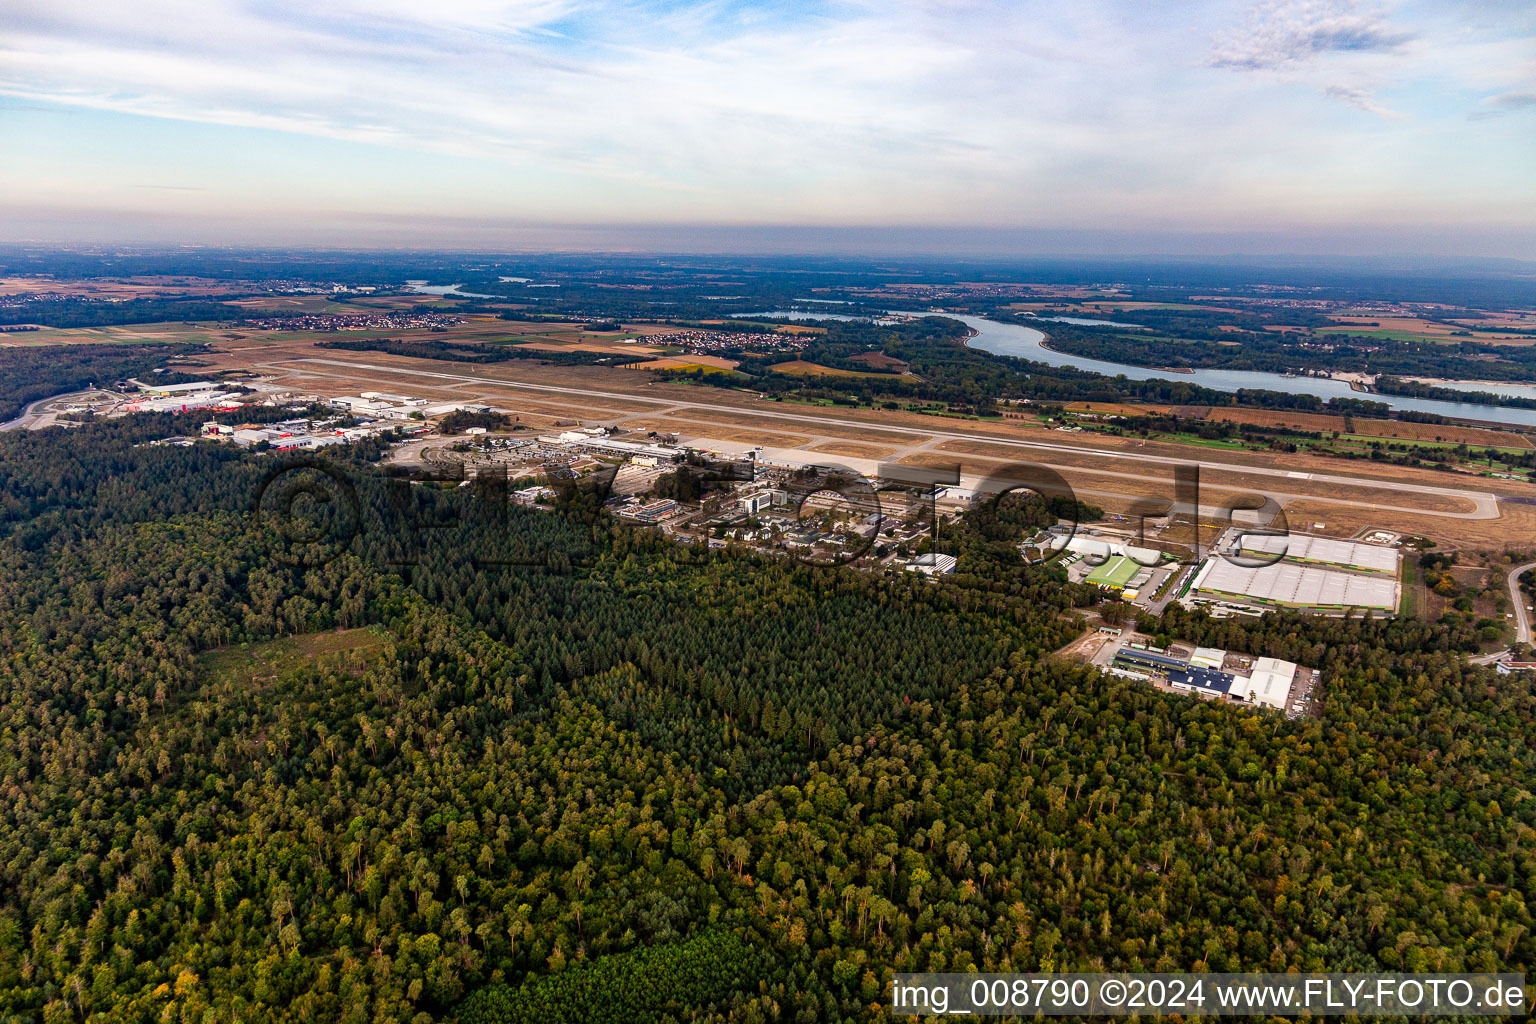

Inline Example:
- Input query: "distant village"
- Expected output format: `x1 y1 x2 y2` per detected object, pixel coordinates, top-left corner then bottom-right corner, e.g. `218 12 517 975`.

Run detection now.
236 311 463 331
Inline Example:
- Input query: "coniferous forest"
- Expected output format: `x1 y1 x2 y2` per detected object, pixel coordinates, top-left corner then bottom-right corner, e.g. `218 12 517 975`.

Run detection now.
0 408 1531 1024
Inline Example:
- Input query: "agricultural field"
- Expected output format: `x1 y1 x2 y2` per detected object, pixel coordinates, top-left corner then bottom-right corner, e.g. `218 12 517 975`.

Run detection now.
767 359 894 378
1200 407 1533 448
1321 313 1536 344
1065 401 1174 416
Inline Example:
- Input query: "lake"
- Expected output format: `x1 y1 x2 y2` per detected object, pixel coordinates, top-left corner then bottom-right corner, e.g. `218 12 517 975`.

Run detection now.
404 280 497 299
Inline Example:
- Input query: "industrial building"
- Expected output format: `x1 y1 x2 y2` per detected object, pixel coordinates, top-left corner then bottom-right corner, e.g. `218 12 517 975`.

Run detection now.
330 396 392 414
1191 556 1399 613
539 434 684 463
1189 647 1225 670
1236 534 1399 575
1056 534 1166 566
124 390 241 413
906 552 958 576
1111 644 1300 711
137 380 218 397
1242 657 1299 709
1085 555 1142 590
623 499 680 523
423 402 491 417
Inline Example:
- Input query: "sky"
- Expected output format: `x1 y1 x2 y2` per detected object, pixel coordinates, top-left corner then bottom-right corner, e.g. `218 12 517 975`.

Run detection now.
1 0 1534 256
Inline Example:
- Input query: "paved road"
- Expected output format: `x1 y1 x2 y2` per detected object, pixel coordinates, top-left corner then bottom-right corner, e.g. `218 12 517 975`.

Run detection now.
283 357 1501 521
0 394 65 431
1508 561 1536 646
1471 561 1536 665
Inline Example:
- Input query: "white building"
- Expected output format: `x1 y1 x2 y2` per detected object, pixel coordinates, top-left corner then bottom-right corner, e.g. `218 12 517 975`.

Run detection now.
1236 534 1399 575
423 402 490 416
1237 657 1298 710
740 492 773 516
1189 647 1226 670
1055 534 1167 567
140 380 217 396
1191 556 1398 613
906 552 958 576
330 396 389 414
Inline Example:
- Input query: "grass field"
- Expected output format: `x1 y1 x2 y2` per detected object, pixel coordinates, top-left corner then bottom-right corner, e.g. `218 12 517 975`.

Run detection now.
199 627 392 687
807 441 897 460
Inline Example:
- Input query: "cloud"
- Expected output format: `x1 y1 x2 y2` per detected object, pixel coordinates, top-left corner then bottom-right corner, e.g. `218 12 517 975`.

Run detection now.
1210 0 1414 70
1322 83 1404 118
1469 90 1536 119
0 0 1532 240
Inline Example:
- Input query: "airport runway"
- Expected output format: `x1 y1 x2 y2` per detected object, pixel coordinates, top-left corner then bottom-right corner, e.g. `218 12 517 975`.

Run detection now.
281 357 1502 521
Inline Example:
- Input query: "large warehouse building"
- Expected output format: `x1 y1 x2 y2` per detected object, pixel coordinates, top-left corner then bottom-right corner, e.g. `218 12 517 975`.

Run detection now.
1190 551 1399 614
1237 534 1399 575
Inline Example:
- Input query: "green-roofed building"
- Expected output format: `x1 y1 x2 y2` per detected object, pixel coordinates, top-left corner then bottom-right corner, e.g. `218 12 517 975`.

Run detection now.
1086 555 1140 590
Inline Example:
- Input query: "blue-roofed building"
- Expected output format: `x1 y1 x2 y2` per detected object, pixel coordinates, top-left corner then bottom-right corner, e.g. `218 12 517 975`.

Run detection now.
1114 647 1189 672
1166 666 1234 697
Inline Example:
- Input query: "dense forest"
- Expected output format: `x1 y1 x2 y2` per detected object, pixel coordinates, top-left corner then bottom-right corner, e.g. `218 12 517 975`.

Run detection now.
0 368 1531 1024
0 298 253 329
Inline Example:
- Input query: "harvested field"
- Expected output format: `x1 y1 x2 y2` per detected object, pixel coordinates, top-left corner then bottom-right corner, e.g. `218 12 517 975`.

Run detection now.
848 352 909 371
637 357 739 372
1204 408 1533 447
655 354 738 369
1203 408 1348 433
769 360 892 378
1324 314 1536 342
1065 402 1173 416
807 442 897 460
1353 418 1533 448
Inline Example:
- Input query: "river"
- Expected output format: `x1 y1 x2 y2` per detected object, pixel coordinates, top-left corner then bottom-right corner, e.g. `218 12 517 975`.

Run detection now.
947 313 1536 429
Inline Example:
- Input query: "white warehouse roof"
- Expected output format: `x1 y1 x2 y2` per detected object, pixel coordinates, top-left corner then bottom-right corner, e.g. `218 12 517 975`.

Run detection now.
1057 534 1166 567
1194 557 1398 611
1238 534 1398 574
1189 647 1226 669
907 553 958 575
1240 657 1298 710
